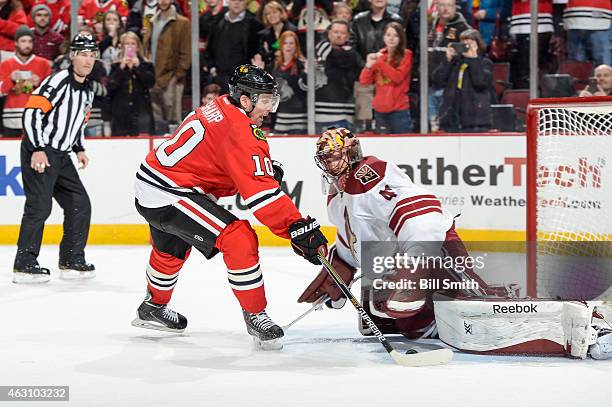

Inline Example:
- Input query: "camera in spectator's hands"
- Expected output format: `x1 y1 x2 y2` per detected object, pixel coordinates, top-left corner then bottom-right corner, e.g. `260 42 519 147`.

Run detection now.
450 42 469 54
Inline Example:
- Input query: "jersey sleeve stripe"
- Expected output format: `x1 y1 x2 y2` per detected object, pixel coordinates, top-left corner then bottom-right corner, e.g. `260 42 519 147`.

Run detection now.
389 199 442 230
391 195 439 213
393 207 443 236
247 188 284 212
243 187 280 205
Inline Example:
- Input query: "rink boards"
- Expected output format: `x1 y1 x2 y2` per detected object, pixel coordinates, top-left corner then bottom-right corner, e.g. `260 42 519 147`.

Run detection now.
0 134 527 245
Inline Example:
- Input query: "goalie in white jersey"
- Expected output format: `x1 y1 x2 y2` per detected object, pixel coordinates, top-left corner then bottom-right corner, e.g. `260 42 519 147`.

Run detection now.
298 127 494 338
298 127 612 359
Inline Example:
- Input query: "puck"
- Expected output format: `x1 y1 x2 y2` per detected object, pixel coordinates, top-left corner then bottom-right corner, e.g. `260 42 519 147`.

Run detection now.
406 349 418 354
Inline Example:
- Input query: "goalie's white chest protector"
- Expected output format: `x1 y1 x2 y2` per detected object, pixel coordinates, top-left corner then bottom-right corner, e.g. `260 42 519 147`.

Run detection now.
327 156 453 269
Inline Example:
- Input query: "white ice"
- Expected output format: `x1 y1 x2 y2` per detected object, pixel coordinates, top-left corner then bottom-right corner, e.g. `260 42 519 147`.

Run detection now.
1 246 611 407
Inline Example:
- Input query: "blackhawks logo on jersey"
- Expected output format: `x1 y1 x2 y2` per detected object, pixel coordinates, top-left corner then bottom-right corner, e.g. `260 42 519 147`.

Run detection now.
354 164 380 185
250 124 267 141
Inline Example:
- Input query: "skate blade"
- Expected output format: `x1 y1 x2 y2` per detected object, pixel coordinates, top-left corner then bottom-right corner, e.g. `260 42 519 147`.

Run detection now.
252 337 283 351
131 317 185 333
12 272 51 284
59 270 96 280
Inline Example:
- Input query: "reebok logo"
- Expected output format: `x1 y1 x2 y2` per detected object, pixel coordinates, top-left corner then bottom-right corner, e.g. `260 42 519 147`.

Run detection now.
290 220 319 238
493 304 538 314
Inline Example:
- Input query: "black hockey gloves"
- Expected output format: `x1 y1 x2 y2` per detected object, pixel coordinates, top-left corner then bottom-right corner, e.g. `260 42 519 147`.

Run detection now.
272 160 284 184
289 217 328 265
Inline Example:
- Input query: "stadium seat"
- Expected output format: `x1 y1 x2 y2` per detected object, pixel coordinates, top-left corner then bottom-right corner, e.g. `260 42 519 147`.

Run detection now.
559 60 593 92
540 74 575 98
492 63 512 100
500 89 530 131
491 104 517 132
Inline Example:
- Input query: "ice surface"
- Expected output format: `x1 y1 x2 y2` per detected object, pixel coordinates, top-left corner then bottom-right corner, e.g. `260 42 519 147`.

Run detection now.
1 246 611 407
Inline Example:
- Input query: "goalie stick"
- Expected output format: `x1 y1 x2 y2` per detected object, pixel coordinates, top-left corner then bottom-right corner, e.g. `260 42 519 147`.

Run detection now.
317 253 454 367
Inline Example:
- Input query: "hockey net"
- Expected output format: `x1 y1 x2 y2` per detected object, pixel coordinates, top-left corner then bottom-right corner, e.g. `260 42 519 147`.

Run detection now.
527 97 612 300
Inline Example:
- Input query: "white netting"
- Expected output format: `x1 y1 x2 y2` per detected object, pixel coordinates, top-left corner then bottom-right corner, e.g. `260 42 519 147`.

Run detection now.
534 104 612 300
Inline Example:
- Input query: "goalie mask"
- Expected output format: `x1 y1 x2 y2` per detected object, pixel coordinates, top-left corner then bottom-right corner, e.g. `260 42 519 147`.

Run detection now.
315 127 363 188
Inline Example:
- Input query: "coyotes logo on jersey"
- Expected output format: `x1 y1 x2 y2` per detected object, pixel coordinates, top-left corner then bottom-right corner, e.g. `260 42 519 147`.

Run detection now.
327 156 453 269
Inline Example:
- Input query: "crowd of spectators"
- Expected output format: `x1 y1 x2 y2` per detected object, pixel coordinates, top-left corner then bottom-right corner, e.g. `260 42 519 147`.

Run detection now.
0 0 610 136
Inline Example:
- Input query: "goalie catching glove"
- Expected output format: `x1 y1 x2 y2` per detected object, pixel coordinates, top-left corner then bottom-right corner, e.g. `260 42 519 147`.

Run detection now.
289 217 328 265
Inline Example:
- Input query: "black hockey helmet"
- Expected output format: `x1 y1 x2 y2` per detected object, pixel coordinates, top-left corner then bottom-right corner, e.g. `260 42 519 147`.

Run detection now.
70 33 99 54
228 64 280 112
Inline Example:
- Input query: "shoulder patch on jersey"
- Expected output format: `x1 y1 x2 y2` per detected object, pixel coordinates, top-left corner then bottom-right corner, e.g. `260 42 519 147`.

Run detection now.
250 124 267 141
354 164 380 185
343 156 387 195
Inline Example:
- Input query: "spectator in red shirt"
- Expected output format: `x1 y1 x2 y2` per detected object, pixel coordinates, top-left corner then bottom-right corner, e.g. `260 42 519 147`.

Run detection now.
0 25 51 135
0 0 28 59
28 0 70 34
31 3 63 61
359 21 413 134
79 0 129 27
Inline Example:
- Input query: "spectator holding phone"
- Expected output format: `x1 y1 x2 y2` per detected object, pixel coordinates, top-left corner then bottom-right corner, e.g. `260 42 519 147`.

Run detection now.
359 22 413 134
578 65 612 97
108 31 155 136
431 28 493 133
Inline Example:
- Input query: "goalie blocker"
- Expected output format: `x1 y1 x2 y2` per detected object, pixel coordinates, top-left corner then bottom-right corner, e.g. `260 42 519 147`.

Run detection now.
434 294 612 360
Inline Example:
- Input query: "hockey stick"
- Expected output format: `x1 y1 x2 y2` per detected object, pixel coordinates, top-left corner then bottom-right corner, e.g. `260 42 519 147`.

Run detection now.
282 295 328 331
283 274 362 331
317 253 454 367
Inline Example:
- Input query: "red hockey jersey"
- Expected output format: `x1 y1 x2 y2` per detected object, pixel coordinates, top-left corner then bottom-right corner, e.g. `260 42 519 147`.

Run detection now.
564 0 612 30
135 95 303 239
0 55 52 130
79 0 129 25
28 0 71 34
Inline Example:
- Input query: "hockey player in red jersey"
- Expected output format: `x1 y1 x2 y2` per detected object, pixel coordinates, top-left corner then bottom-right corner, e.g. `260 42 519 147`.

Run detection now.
132 65 328 348
298 127 497 338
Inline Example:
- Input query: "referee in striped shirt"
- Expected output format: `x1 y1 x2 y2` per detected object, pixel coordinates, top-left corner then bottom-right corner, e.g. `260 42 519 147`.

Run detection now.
13 33 98 284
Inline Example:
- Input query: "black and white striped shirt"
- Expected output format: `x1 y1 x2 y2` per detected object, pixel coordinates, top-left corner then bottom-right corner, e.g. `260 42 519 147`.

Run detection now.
22 67 94 152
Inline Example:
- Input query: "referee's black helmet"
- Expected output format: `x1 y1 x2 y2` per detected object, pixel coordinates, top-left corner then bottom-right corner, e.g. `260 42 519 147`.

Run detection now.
70 33 98 53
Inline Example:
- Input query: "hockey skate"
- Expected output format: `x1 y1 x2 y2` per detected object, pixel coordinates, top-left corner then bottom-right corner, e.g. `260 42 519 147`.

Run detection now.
131 294 187 333
243 309 284 350
12 264 51 284
58 261 96 280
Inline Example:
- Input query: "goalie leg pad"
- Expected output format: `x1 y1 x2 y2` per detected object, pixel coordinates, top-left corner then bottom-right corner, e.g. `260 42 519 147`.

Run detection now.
433 294 598 358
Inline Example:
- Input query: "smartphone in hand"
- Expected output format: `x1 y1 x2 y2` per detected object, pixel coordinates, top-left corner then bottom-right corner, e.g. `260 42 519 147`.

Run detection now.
587 77 598 94
125 45 136 60
450 42 469 54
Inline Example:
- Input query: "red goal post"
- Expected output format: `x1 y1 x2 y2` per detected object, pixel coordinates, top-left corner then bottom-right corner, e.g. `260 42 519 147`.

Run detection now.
526 96 612 300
